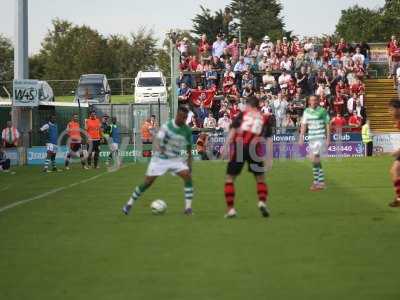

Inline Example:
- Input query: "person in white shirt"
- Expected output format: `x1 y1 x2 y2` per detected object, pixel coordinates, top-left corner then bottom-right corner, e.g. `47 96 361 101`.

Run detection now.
234 56 247 73
273 94 288 133
177 38 189 56
316 83 331 97
1 121 20 148
262 69 276 90
352 47 365 65
347 94 358 115
396 66 400 99
217 113 232 132
203 115 217 129
186 110 195 126
278 70 292 89
212 35 227 58
355 99 364 118
258 56 270 71
260 36 274 56
280 56 292 72
303 37 314 58
261 100 273 115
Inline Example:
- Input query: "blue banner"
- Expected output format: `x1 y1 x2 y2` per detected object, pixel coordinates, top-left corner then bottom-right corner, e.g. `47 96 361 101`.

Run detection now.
272 132 362 143
5 149 19 166
27 146 68 165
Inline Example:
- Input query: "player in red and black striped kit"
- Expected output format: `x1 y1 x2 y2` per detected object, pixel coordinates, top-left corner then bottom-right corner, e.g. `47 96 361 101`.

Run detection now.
224 97 274 218
389 100 400 208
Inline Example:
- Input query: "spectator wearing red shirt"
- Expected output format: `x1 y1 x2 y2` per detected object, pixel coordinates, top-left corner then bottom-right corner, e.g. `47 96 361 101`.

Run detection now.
275 39 283 58
330 112 347 133
290 36 302 57
188 56 199 72
387 35 397 75
336 79 349 97
323 37 333 62
390 40 400 78
334 81 347 114
179 57 190 72
336 38 348 57
223 64 239 100
350 78 365 95
281 37 291 56
350 78 365 102
348 111 362 132
354 60 365 80
226 37 240 61
229 102 241 119
198 34 211 59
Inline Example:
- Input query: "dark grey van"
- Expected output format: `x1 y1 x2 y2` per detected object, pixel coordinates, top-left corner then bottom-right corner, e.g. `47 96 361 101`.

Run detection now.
73 74 111 104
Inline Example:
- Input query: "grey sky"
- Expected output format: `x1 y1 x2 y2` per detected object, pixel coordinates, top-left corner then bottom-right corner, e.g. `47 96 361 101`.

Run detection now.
1 0 384 54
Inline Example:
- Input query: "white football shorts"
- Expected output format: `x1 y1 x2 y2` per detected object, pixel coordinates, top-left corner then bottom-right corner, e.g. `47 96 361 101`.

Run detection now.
308 139 325 156
46 143 58 153
110 143 119 152
146 157 189 177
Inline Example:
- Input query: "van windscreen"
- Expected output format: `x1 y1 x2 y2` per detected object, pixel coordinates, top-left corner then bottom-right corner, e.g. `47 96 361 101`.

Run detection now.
137 77 163 87
77 84 103 98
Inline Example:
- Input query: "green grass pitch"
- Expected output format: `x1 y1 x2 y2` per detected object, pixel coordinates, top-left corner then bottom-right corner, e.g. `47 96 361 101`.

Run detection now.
0 156 399 300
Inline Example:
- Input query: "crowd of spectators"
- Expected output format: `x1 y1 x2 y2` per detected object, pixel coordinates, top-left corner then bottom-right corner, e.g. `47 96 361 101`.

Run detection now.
176 33 375 134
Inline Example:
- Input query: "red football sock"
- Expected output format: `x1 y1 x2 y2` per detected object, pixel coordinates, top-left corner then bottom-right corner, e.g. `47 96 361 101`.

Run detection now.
224 182 235 209
257 182 268 203
394 179 400 200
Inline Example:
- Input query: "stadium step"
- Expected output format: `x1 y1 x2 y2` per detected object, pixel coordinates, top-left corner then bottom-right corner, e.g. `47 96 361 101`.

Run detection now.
365 79 398 132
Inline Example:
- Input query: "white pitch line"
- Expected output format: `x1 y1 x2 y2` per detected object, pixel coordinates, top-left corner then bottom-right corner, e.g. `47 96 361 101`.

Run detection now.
0 185 10 192
0 173 106 214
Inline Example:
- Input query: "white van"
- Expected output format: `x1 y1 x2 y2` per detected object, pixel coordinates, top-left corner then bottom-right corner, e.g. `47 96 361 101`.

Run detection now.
134 71 167 104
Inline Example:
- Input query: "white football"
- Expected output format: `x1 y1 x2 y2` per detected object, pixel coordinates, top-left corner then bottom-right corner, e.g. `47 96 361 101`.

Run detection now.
150 199 167 215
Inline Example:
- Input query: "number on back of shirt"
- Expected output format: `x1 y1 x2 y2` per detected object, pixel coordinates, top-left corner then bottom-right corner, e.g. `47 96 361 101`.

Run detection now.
241 113 263 135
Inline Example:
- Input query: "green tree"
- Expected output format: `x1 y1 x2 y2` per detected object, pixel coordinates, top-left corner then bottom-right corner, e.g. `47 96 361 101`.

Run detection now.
335 6 381 42
377 0 400 40
107 34 134 78
156 48 170 81
191 6 226 41
29 53 46 79
38 19 111 80
229 0 285 42
0 34 14 82
127 28 158 77
335 1 400 42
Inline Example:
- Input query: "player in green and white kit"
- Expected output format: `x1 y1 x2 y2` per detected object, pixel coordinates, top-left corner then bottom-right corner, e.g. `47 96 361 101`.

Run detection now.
122 106 194 215
299 95 331 191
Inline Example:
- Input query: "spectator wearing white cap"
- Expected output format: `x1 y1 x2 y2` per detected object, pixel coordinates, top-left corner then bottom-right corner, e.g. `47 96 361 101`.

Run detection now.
260 36 274 56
